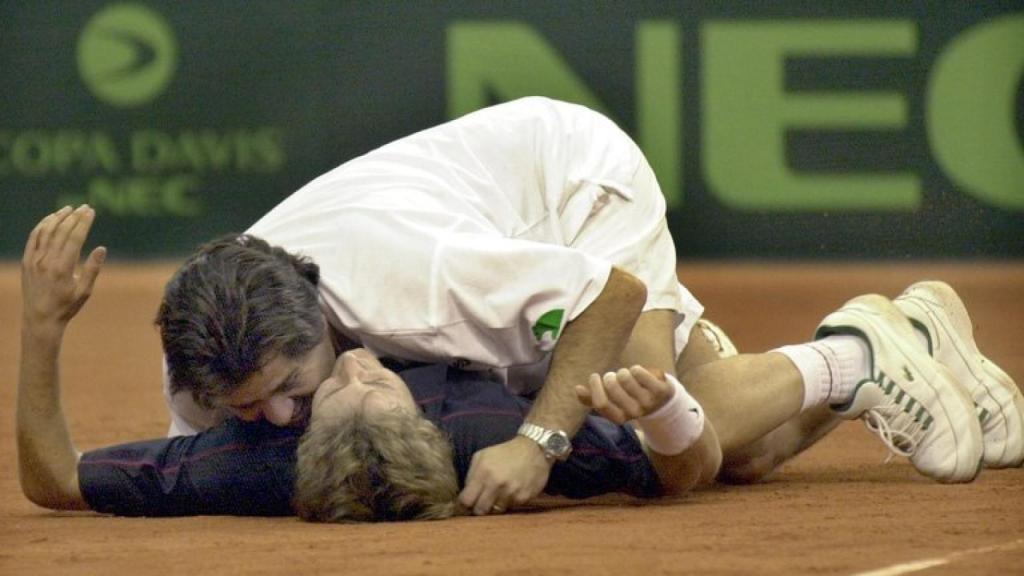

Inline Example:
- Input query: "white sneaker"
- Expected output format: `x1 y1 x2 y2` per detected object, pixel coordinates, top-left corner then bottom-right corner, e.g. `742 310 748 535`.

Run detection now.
697 319 739 359
895 281 1024 468
817 294 983 483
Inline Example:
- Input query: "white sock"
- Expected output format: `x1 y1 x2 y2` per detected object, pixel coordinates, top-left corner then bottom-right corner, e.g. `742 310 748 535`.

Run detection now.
774 335 870 411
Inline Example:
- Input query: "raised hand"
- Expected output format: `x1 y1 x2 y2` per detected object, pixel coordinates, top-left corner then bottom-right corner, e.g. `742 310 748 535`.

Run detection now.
17 205 104 511
21 205 106 335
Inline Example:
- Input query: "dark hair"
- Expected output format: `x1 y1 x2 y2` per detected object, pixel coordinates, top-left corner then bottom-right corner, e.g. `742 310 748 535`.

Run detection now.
156 234 324 408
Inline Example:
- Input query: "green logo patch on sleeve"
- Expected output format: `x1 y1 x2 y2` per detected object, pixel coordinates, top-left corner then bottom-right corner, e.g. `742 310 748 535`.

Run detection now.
532 308 565 348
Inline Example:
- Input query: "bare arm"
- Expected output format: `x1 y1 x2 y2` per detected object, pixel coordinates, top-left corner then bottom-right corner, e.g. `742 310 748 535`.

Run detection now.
646 423 722 494
18 327 86 509
529 266 647 433
17 205 105 510
458 267 647 515
577 366 722 496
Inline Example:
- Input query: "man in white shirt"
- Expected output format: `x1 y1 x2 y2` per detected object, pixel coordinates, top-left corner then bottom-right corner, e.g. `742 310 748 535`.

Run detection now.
18 201 1019 519
155 97 1019 515
158 97 705 513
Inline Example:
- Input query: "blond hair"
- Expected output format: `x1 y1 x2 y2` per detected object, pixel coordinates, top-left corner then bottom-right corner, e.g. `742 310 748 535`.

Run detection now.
294 409 460 522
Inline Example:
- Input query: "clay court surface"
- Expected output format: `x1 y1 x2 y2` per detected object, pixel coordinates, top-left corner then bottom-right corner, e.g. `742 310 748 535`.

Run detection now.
1 261 1022 575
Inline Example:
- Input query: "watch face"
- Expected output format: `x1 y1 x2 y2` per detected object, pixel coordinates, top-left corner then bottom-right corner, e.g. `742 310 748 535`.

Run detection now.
545 432 572 457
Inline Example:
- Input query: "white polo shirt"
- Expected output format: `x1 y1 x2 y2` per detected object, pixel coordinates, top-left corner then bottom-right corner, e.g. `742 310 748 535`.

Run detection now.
165 97 700 436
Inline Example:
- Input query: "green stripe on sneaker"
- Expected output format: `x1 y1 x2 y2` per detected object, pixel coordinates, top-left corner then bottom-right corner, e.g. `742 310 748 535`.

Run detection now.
978 407 990 424
904 398 916 414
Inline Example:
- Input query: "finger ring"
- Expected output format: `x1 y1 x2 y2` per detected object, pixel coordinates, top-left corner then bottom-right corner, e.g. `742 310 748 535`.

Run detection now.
491 505 505 514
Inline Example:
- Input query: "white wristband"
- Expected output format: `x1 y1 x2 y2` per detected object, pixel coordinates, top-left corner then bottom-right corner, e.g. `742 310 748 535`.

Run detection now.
636 373 705 456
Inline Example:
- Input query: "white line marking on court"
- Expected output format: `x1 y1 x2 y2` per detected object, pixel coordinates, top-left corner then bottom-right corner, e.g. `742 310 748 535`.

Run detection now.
850 538 1024 576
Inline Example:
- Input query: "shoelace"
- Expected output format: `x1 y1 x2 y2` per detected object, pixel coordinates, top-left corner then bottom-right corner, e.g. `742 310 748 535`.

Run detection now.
861 401 928 462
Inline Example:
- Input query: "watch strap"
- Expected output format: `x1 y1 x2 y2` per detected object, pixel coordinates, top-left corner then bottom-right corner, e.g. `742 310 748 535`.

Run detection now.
517 422 549 444
517 422 571 462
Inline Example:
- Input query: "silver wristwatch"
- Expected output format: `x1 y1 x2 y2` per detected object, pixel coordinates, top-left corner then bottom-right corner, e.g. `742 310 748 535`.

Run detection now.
517 422 572 462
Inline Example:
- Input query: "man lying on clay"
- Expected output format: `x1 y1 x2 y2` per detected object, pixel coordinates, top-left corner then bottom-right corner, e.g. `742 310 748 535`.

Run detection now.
16 211 712 517
17 207 1020 519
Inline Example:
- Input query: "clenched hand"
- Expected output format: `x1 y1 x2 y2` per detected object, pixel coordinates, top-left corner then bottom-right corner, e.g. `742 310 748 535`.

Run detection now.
458 435 551 516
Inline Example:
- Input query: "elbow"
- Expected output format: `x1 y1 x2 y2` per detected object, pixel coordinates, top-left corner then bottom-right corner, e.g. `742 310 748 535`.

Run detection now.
658 449 721 497
20 481 62 510
692 421 724 490
696 436 724 489
655 426 723 497
21 487 87 512
609 267 647 317
19 469 87 511
658 467 702 497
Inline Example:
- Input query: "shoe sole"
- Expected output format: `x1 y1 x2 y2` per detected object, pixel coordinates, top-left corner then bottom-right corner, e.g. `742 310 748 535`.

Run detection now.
819 294 984 483
896 281 1024 468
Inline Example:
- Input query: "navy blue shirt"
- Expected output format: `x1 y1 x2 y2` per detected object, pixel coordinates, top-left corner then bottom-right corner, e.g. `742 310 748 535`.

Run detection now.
79 365 660 516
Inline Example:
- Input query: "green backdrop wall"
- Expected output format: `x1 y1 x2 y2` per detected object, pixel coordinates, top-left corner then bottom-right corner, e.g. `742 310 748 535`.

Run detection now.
2 2 1022 259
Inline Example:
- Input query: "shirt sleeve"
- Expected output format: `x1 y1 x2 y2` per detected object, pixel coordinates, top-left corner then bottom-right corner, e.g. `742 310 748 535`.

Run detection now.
78 419 301 516
424 232 612 366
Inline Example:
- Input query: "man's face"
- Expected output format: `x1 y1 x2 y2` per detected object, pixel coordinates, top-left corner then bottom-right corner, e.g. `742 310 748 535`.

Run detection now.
220 334 336 427
311 348 417 421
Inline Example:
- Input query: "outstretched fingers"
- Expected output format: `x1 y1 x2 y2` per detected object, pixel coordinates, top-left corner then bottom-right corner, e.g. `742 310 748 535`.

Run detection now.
21 206 106 328
24 219 43 263
32 206 73 257
78 246 107 298
59 206 97 269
